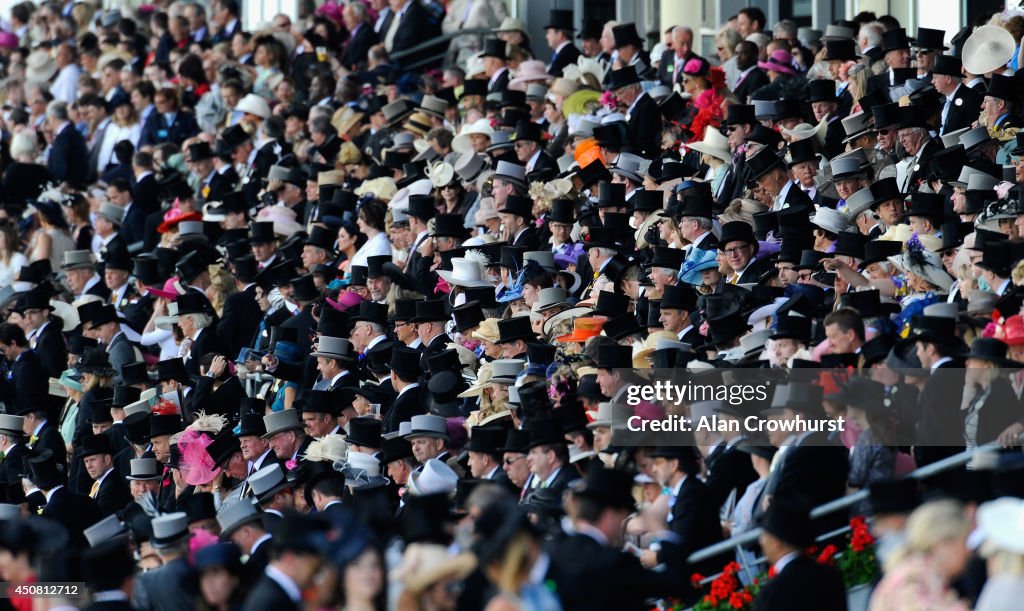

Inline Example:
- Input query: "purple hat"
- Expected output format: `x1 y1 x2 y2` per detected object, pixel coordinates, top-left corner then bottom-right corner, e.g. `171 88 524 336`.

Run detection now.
0 32 18 50
758 50 797 75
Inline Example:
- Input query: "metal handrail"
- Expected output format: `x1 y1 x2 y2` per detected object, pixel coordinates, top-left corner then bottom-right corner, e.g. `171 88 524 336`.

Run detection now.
389 27 494 63
686 442 998 566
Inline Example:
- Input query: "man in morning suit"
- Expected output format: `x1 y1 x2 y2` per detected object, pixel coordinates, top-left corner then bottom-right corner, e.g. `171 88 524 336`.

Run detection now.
25 448 103 548
241 513 331 611
46 100 89 184
133 513 198 611
79 433 132 517
545 9 581 77
610 66 660 159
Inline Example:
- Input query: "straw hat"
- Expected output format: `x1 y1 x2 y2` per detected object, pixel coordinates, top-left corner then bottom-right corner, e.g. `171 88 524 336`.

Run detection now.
25 50 57 82
395 544 477 594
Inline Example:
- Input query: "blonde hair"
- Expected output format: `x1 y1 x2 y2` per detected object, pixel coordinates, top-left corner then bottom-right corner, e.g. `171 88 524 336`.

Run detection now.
82 372 114 392
980 541 1024 577
206 264 237 317
885 499 970 571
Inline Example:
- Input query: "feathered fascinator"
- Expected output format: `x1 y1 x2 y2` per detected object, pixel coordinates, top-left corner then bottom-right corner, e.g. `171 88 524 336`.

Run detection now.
179 411 227 486
302 434 348 463
497 259 543 303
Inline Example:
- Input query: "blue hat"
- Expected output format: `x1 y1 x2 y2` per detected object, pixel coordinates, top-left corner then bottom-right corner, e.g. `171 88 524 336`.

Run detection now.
678 249 720 286
195 543 242 572
273 340 304 365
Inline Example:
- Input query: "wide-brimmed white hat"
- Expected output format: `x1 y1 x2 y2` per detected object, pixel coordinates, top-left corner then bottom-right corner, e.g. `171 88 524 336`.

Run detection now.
25 50 57 82
235 93 271 119
888 248 953 291
452 119 494 153
688 126 731 162
963 25 1016 75
437 257 492 288
979 497 1024 554
426 160 455 188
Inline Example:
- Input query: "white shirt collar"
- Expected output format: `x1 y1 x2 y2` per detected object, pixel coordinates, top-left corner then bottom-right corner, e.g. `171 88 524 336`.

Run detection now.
265 565 302 602
97 467 115 486
397 382 419 397
250 532 272 554
44 485 64 502
32 420 47 437
774 551 801 574
931 356 953 371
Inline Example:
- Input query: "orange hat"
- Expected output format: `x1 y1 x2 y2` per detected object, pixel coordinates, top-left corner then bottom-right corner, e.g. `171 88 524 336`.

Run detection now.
555 317 605 343
574 137 603 167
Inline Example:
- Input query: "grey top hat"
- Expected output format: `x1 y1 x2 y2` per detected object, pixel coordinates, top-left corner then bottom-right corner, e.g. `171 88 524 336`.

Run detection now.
61 249 96 270
97 202 125 225
526 83 549 101
523 250 557 272
493 160 527 185
0 414 24 435
844 186 875 218
419 94 448 118
0 504 19 521
84 514 126 547
311 336 356 361
126 457 162 480
811 207 852 235
249 463 290 500
535 287 568 312
216 497 264 537
940 126 970 148
960 126 995 152
384 419 415 440
610 153 645 183
150 512 190 548
178 221 204 236
262 409 304 438
404 414 452 441
455 151 486 183
841 111 871 143
124 397 151 418
966 173 999 192
821 25 855 40
830 155 865 179
489 358 525 384
570 118 598 138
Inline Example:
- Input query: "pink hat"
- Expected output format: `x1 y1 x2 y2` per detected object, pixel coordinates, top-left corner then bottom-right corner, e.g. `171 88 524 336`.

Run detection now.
315 1 343 25
758 50 797 75
255 204 305 237
148 277 180 300
327 291 364 311
0 32 18 50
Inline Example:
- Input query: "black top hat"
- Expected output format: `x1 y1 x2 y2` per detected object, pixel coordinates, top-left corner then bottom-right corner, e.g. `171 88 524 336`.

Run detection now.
123 412 150 444
79 303 118 330
104 246 133 271
111 384 141 409
525 417 565 449
882 28 911 52
987 73 1014 101
77 433 114 458
770 315 811 342
966 337 1017 366
205 429 241 467
608 66 641 90
658 92 688 122
977 242 1015 278
461 78 488 98
597 182 626 209
593 123 626 149
133 255 164 286
868 177 904 209
433 214 470 240
724 104 756 126
498 428 531 454
380 435 414 464
300 390 337 416
405 194 437 221
612 23 644 48
349 301 389 328
660 283 698 312
677 193 714 220
717 220 758 249
79 347 117 377
573 465 635 509
249 221 277 244
650 246 686 272
860 333 897 367
512 120 543 144
632 190 664 213
452 301 485 334
498 194 534 220
592 291 631 317
787 138 818 166
174 251 208 283
832 231 866 260
496 316 537 344
14 287 52 313
745 147 784 183
156 357 188 383
706 310 748 345
823 38 859 61
25 448 64 490
410 299 450 324
480 38 508 60
596 343 633 369
149 414 182 438
758 498 814 548
906 314 962 347
927 145 967 182
544 9 574 31
176 292 214 317
808 79 837 103
872 103 903 130
868 478 921 515
304 226 337 253
931 54 962 76
390 345 422 380
905 192 945 223
914 27 948 50
602 313 643 341
347 265 368 288
389 299 419 324
366 255 392 279
236 410 266 438
346 417 383 448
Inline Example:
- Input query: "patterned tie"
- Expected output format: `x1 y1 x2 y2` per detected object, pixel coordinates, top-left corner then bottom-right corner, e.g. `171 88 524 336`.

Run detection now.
89 480 100 498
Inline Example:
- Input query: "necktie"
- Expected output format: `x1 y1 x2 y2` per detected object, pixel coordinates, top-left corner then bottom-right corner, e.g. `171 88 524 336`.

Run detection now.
384 10 401 51
550 51 557 63
90 480 100 498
